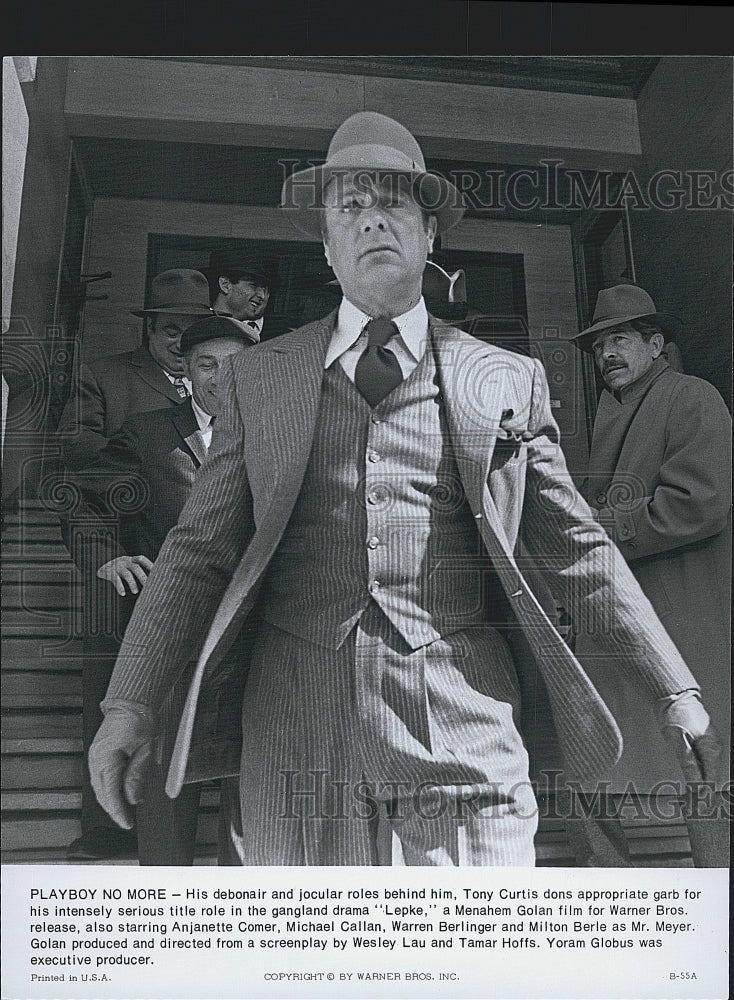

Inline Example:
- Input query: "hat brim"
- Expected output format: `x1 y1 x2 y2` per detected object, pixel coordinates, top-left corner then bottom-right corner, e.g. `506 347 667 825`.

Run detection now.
202 267 279 290
130 306 213 318
282 163 465 238
571 311 683 352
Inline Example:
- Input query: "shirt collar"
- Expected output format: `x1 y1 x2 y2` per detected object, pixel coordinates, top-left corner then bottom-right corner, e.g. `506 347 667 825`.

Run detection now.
325 297 429 369
190 395 213 431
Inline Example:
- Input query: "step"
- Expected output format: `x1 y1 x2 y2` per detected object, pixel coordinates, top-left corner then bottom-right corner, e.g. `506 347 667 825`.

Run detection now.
1 736 83 754
1 810 220 852
2 637 85 667
1 714 81 738
2 672 82 696
2 754 83 789
2 787 221 811
0 848 217 865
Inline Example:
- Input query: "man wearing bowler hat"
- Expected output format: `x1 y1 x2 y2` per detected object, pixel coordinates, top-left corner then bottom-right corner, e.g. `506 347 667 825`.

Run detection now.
59 268 211 860
204 250 278 343
571 284 730 866
90 113 720 866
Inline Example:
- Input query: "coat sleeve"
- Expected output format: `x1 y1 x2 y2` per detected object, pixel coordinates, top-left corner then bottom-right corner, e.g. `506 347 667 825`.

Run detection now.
102 356 255 712
57 362 111 470
519 358 700 700
603 378 732 562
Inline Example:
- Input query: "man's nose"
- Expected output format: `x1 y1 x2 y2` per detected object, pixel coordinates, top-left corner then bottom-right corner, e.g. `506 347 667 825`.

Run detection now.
360 204 388 233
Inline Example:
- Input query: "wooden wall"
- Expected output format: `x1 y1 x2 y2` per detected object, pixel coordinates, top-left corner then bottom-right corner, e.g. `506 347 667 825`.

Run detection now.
629 56 732 408
3 57 72 500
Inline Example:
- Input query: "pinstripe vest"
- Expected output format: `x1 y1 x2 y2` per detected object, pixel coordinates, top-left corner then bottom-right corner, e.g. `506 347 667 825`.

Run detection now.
260 345 489 650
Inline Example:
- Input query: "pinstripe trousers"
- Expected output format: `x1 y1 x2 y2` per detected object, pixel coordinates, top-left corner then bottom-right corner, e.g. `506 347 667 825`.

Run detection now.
239 603 537 865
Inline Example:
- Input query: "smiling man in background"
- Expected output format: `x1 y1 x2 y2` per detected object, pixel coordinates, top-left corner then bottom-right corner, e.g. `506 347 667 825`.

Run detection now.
205 250 278 343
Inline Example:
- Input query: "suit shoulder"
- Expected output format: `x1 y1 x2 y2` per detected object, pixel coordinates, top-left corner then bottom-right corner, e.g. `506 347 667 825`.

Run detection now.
658 369 729 412
86 349 140 376
450 327 538 374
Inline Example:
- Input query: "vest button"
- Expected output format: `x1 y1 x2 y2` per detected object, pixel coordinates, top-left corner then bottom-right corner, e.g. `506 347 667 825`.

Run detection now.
369 580 381 593
367 450 381 463
596 493 607 505
367 536 380 549
371 415 382 425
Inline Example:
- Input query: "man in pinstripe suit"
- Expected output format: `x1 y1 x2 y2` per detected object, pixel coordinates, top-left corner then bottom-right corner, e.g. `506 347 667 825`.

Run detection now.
89 113 720 866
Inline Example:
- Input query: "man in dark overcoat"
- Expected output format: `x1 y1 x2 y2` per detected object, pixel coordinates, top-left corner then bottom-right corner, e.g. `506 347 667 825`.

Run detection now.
571 284 730 866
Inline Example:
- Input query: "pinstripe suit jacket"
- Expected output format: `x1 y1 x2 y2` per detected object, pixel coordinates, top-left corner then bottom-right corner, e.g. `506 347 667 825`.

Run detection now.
103 313 701 795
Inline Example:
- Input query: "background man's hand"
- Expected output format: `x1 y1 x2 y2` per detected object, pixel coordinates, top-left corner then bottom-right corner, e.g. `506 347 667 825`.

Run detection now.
97 555 153 596
89 707 155 828
658 691 722 783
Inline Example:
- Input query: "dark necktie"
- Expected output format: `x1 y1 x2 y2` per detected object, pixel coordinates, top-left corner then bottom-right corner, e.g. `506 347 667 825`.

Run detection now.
354 317 403 407
171 376 189 399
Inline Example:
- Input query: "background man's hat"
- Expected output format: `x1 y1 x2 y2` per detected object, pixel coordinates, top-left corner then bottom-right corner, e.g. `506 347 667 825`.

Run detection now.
179 315 258 355
131 269 213 317
204 250 280 290
571 283 682 352
281 111 466 238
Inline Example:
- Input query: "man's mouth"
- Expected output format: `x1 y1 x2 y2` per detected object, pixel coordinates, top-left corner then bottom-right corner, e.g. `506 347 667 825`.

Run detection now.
604 364 626 376
360 245 397 260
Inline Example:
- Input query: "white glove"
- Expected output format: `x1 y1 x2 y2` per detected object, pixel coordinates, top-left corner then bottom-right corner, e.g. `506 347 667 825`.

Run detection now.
89 706 155 828
657 690 721 783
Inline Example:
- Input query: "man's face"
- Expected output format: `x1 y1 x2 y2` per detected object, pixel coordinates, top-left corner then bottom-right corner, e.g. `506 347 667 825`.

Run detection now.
321 172 437 318
219 276 270 322
592 324 664 391
147 313 200 375
183 336 250 415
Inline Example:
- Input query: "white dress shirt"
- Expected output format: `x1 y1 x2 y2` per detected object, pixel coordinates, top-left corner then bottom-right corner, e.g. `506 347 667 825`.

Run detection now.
324 297 429 379
190 396 214 450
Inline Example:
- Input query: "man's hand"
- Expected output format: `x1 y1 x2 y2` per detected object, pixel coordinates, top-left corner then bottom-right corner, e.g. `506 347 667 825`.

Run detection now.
658 691 722 784
89 707 155 828
97 555 153 596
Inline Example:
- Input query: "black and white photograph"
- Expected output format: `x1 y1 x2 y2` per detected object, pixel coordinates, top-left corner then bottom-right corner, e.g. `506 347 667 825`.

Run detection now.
1 20 731 999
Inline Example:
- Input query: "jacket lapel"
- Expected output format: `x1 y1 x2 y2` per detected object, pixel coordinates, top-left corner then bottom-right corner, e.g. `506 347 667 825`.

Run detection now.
171 400 207 467
246 313 335 520
131 346 185 404
433 323 508 519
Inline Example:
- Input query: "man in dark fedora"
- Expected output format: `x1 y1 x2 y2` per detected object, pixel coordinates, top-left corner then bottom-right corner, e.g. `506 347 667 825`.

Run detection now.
204 250 278 343
59 267 211 860
59 268 213 471
571 283 731 866
65 315 254 864
90 113 719 866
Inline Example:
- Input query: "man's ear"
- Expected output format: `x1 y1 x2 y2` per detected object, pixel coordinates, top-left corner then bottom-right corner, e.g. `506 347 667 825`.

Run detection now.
651 332 665 358
218 276 231 295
